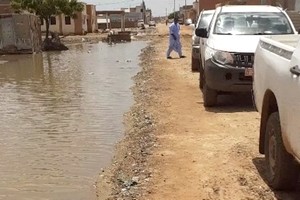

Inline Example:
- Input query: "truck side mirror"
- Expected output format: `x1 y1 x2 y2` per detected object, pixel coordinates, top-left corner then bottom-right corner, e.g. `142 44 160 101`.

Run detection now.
195 28 208 38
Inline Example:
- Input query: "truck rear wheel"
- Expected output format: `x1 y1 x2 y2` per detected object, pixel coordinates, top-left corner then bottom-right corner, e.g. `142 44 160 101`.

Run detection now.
192 57 199 72
199 71 204 89
265 112 299 190
203 80 217 107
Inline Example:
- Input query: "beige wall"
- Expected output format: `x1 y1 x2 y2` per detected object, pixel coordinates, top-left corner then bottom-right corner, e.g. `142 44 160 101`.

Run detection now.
41 16 61 34
40 4 91 35
61 15 75 35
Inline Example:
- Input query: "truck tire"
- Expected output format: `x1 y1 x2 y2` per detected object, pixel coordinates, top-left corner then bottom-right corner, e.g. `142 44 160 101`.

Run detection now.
199 69 204 89
265 112 300 190
191 57 199 72
203 80 217 107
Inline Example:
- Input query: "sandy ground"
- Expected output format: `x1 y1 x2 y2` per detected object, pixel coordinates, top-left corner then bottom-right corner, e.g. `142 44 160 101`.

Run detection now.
96 24 300 200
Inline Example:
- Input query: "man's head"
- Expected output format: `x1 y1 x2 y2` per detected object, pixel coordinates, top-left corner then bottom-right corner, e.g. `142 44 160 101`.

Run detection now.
174 17 179 24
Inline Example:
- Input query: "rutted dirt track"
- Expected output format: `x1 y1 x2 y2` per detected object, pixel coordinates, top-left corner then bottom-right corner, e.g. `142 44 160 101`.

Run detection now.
97 24 300 200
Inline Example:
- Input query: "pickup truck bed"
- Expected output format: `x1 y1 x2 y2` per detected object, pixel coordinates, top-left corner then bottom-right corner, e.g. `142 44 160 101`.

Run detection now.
253 34 300 190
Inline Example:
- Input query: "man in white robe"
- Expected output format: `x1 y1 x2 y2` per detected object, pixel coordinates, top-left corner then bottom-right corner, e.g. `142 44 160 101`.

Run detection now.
166 17 185 59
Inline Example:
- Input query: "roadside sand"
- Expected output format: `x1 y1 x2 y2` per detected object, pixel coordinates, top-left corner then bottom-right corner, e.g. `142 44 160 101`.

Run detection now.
96 24 300 200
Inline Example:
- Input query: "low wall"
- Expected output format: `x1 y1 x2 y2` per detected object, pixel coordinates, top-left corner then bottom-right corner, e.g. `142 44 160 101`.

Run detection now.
98 21 137 30
0 14 42 54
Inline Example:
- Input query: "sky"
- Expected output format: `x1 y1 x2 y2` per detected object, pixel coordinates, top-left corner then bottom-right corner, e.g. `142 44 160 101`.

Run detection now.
82 0 195 17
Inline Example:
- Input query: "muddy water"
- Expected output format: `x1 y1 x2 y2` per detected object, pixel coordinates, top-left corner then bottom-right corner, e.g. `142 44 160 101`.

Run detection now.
0 41 146 200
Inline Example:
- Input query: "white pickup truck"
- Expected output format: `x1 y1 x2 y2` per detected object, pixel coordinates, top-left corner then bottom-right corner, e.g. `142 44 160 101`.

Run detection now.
195 5 298 107
253 35 300 190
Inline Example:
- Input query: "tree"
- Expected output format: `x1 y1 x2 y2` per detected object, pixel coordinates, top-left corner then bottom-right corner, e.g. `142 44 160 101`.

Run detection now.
11 0 84 40
168 11 179 19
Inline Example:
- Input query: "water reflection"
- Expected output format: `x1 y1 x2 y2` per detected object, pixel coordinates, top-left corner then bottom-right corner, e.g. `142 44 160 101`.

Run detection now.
0 41 146 200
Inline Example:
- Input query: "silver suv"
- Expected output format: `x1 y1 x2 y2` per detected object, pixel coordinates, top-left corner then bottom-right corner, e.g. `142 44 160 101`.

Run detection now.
191 10 214 72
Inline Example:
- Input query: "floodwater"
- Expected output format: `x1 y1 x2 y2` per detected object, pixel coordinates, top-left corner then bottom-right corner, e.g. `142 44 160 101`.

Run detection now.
0 41 147 200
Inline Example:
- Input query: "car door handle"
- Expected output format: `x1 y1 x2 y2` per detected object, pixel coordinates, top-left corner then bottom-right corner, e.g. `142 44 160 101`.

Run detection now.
290 65 300 76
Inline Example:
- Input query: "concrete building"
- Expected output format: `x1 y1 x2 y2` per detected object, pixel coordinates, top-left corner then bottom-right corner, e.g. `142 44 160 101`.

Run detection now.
41 3 97 35
86 4 98 33
132 1 147 23
296 1 300 11
193 0 199 16
0 14 42 54
180 5 197 22
0 0 13 14
145 9 152 23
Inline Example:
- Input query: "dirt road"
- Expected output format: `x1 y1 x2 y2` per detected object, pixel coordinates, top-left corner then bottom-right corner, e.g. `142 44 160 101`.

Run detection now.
97 24 300 200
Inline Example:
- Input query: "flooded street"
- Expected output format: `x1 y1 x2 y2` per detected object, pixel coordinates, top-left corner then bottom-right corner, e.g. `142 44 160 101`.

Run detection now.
0 41 146 200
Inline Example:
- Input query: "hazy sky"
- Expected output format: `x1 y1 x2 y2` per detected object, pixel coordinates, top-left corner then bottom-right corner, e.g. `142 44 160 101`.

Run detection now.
82 0 195 17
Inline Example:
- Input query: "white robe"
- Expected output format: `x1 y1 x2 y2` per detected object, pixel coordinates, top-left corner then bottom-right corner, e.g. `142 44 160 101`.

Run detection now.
167 22 182 57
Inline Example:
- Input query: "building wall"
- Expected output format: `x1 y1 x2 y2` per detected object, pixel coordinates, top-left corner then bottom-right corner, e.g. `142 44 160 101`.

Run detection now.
0 0 12 14
41 16 61 34
0 14 41 54
296 0 300 11
41 4 90 35
98 21 136 29
61 15 75 35
86 4 97 33
193 1 199 16
83 5 88 32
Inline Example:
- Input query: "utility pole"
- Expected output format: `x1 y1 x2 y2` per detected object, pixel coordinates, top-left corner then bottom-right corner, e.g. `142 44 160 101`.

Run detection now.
174 0 176 18
184 0 187 23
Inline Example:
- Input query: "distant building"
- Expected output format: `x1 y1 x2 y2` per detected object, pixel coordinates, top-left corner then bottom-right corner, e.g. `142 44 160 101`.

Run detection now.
96 1 152 29
0 0 13 14
180 5 196 22
296 1 300 10
145 9 152 23
193 1 199 16
41 3 97 35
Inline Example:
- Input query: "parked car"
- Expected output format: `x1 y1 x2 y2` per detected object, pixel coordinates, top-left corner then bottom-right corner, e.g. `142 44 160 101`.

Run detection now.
253 34 300 190
195 5 297 107
191 9 215 72
149 20 156 27
137 19 144 28
185 18 193 26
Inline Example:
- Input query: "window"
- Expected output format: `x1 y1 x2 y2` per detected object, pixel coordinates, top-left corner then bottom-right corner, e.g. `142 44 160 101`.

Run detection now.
65 16 71 25
214 12 294 35
50 16 56 25
197 13 214 29
40 18 44 25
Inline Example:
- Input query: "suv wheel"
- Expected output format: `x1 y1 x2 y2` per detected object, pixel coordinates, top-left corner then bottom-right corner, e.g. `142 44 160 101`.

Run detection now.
191 57 199 72
265 112 299 190
203 79 217 107
199 67 204 89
